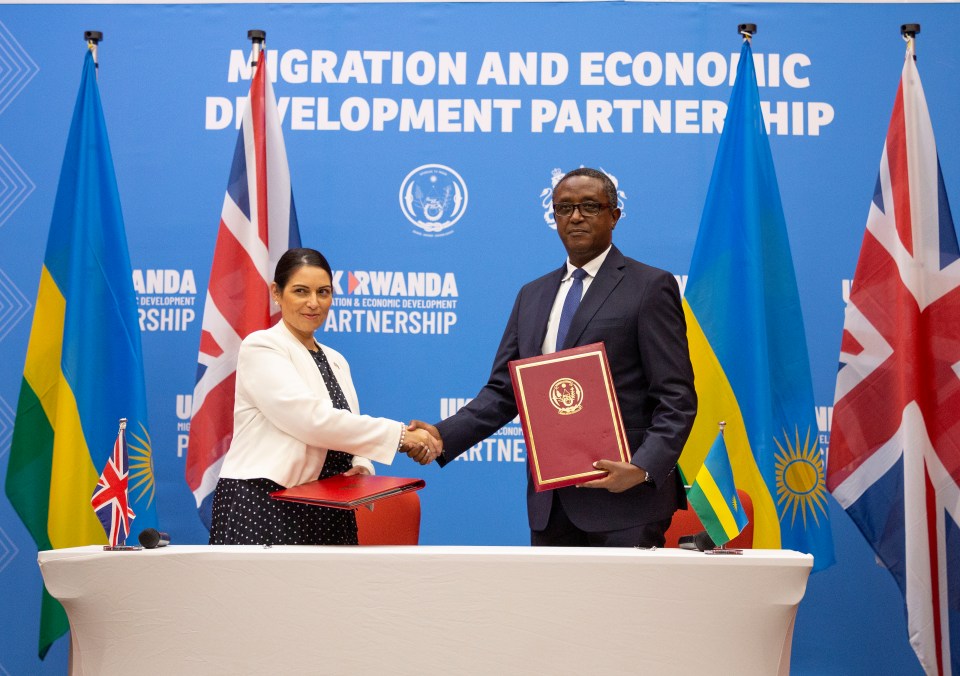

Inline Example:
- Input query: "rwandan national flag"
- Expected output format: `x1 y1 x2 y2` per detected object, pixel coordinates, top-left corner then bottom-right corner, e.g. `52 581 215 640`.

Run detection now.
4 47 158 658
687 432 748 547
678 34 834 570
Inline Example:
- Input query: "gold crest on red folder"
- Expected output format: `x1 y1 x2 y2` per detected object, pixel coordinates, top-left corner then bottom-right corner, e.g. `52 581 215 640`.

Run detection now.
549 378 584 415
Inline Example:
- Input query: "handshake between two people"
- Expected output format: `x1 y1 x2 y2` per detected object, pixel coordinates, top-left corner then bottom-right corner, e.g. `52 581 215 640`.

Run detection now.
395 421 647 492
399 420 443 465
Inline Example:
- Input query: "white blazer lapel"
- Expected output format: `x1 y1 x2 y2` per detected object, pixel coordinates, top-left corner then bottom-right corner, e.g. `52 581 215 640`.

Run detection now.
274 322 330 403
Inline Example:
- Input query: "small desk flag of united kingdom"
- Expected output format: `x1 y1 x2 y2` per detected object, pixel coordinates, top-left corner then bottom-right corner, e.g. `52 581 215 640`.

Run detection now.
91 418 136 546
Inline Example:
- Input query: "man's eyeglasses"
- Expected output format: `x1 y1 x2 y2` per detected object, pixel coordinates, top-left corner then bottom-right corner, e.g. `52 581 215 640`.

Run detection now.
553 202 613 218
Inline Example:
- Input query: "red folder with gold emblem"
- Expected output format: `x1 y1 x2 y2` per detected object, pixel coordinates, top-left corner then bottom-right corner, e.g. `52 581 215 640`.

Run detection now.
270 474 425 509
509 342 631 491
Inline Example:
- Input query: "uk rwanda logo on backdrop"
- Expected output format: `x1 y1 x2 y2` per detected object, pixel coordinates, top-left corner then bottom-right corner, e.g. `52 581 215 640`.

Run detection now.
399 164 468 237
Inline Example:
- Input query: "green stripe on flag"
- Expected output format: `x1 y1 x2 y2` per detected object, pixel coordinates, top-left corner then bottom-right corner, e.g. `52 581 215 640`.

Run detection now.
6 380 55 550
6 380 70 657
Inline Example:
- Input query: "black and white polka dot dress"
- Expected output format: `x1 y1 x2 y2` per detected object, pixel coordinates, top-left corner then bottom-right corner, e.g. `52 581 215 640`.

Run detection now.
209 345 359 546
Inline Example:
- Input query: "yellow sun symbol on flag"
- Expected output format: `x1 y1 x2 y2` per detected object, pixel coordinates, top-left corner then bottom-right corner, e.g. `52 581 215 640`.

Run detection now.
774 426 829 528
126 421 156 507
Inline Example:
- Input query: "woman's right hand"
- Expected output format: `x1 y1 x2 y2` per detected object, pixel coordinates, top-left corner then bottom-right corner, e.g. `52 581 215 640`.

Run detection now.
401 426 442 465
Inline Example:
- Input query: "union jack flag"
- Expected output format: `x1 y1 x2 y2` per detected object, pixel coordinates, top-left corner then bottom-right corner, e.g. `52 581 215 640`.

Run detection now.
828 37 960 676
91 419 136 547
186 45 301 527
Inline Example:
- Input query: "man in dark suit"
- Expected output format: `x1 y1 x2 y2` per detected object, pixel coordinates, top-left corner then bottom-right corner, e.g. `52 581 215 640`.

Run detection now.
414 167 697 547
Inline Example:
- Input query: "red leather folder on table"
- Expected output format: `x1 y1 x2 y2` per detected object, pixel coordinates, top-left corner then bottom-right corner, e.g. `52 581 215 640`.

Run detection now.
270 474 425 509
509 342 631 491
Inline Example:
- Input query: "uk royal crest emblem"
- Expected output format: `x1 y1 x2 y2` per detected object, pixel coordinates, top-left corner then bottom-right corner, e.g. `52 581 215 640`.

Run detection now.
399 164 468 236
549 378 584 415
539 167 627 230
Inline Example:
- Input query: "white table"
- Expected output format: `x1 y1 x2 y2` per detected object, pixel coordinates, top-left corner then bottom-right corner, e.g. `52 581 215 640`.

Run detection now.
39 545 812 675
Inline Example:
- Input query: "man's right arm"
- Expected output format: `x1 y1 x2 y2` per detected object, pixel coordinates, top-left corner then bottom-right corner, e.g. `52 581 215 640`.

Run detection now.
419 292 525 465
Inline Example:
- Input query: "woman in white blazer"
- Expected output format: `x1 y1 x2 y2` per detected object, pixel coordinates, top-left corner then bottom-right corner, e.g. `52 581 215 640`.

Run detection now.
209 248 440 546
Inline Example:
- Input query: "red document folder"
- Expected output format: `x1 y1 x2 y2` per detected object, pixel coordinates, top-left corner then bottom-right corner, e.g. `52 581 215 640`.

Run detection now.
270 474 425 510
509 342 631 491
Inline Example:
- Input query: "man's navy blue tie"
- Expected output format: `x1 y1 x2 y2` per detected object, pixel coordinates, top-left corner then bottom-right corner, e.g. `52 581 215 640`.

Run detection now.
555 268 587 350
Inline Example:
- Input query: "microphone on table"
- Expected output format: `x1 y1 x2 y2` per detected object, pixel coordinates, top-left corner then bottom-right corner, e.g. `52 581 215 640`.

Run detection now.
678 530 716 552
138 528 170 549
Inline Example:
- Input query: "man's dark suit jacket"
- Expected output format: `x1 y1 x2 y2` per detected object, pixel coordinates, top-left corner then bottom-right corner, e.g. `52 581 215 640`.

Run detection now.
436 245 697 532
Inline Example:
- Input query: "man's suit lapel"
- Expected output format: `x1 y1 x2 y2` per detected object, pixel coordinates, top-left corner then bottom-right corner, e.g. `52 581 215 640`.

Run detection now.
528 264 566 355
561 246 626 350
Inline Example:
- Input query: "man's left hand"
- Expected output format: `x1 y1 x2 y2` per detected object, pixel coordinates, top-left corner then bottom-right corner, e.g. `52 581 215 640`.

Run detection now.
579 460 647 493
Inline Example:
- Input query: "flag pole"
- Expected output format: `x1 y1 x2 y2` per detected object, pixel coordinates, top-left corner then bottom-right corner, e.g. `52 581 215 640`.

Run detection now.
738 22 756 44
901 23 920 60
84 30 102 74
117 418 128 544
716 420 727 549
248 29 266 66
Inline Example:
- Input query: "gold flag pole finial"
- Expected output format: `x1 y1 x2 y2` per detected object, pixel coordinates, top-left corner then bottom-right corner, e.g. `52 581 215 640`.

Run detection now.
84 31 102 71
901 24 920 61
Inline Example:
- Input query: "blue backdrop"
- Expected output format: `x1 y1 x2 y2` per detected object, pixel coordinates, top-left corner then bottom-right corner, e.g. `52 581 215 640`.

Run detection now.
2 3 958 673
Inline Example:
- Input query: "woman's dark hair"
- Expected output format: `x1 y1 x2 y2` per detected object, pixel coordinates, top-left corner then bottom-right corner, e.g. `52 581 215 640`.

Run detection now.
274 248 333 290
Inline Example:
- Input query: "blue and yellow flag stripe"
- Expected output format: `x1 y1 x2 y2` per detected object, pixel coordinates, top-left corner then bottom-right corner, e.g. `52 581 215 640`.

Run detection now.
679 301 779 547
5 50 158 658
7 266 105 657
689 472 743 543
688 433 749 546
678 38 833 569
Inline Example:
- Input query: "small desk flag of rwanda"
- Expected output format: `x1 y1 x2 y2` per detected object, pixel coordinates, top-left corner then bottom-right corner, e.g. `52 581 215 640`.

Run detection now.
688 427 748 547
91 419 136 546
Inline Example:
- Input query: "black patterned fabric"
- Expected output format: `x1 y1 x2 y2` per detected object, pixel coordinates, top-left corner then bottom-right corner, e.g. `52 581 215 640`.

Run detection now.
309 346 356 479
208 344 359 546
209 477 357 545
